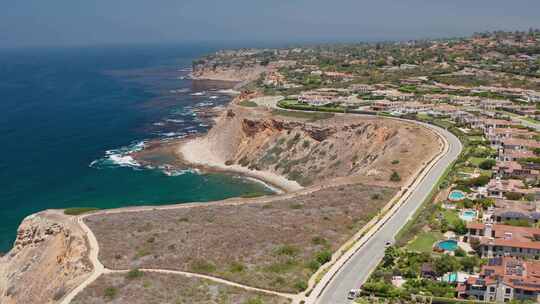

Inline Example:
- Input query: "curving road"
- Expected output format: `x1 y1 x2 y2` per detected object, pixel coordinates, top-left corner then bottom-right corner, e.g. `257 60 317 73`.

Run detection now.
314 123 462 304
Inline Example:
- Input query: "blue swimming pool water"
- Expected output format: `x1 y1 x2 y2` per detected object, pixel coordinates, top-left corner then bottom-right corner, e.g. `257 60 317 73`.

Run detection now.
460 210 477 221
437 240 458 251
448 190 466 201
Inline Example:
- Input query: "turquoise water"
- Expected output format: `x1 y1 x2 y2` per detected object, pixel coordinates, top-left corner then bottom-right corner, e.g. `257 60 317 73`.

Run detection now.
460 210 477 221
437 240 458 251
448 190 466 201
0 45 273 252
443 272 458 283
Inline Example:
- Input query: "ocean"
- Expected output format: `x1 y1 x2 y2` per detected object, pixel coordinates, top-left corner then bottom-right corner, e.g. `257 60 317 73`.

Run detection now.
0 44 273 252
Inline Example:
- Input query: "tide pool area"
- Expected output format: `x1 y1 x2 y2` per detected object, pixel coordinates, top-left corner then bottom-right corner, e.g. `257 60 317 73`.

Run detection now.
0 45 273 252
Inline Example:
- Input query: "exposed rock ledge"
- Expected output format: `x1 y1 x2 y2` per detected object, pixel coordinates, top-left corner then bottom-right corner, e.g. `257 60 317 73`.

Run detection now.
0 210 92 304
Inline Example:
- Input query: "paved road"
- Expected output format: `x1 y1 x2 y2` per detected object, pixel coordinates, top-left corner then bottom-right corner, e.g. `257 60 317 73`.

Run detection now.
315 123 462 304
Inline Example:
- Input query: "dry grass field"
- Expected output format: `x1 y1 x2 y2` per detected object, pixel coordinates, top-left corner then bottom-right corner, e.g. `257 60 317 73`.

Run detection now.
85 184 396 293
72 271 290 304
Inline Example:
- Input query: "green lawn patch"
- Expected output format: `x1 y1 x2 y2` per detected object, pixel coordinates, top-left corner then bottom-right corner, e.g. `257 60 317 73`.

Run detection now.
407 231 443 253
442 210 460 226
467 157 486 167
64 207 100 216
271 109 334 122
239 100 258 107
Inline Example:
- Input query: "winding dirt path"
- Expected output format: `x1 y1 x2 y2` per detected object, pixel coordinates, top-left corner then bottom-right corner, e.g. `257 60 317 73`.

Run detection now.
60 113 452 304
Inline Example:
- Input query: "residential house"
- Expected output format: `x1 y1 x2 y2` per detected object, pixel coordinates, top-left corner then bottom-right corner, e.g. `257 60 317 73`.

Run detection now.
493 161 539 181
466 223 540 258
491 199 540 225
458 257 540 302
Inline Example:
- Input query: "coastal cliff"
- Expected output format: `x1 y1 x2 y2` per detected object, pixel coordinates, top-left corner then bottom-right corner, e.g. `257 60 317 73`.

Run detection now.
191 62 268 82
0 211 91 304
179 104 439 188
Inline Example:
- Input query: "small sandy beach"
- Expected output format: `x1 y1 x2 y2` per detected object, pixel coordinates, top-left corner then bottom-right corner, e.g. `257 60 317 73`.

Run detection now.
179 136 302 193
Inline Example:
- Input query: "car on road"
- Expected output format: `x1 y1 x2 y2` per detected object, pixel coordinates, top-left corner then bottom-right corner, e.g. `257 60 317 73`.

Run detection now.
384 240 393 248
347 289 361 300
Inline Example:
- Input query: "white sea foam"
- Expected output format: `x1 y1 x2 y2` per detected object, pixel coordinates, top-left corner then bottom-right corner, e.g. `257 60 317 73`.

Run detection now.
217 89 240 95
191 91 206 96
91 141 145 169
165 119 184 123
196 101 214 107
170 88 190 94
108 154 140 167
209 95 219 99
240 176 282 194
162 168 199 176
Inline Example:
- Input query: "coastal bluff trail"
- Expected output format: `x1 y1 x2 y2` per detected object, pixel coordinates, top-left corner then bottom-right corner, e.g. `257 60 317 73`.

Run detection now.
1 103 443 304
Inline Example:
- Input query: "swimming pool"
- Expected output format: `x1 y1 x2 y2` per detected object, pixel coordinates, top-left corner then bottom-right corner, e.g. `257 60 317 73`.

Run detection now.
448 190 466 201
460 210 477 221
436 240 458 251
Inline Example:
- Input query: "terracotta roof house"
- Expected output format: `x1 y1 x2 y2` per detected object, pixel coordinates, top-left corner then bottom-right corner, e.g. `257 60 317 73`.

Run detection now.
458 257 540 302
494 161 540 181
500 149 536 162
479 119 519 132
491 199 540 224
501 138 540 151
487 178 529 199
466 223 540 258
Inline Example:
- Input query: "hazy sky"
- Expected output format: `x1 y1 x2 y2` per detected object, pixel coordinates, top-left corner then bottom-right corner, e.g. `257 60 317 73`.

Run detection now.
2 0 540 48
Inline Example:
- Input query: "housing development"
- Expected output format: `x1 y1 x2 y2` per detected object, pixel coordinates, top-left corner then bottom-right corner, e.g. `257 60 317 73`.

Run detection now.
2 30 540 304
193 30 540 303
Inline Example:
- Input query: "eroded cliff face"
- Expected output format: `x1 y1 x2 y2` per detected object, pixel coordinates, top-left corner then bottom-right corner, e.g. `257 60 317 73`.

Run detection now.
191 63 268 82
199 107 434 187
233 118 401 186
0 211 91 304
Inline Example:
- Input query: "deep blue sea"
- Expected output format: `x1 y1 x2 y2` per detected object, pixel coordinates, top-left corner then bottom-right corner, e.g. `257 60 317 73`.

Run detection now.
0 45 272 252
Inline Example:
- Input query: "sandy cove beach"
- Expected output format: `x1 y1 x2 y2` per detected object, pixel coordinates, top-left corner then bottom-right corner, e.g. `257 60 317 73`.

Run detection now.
179 136 302 193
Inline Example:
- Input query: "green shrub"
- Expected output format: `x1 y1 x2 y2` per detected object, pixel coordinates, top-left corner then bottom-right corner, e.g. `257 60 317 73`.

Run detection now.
311 236 328 246
479 159 496 170
244 297 264 304
391 159 400 165
191 260 217 273
504 219 531 227
241 192 267 198
390 171 401 182
104 287 118 299
454 248 466 257
229 261 245 273
126 268 144 279
64 207 99 215
275 245 299 256
315 250 332 265
308 260 321 271
453 220 468 235
294 280 308 291
239 100 258 107
504 191 524 201
371 193 381 200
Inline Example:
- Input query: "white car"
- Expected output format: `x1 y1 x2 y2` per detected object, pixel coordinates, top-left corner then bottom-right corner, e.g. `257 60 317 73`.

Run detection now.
347 289 361 300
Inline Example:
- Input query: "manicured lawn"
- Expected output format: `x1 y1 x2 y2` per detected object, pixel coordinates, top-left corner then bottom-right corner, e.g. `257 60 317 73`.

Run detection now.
467 136 485 141
407 231 443 253
442 209 460 226
467 157 487 167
